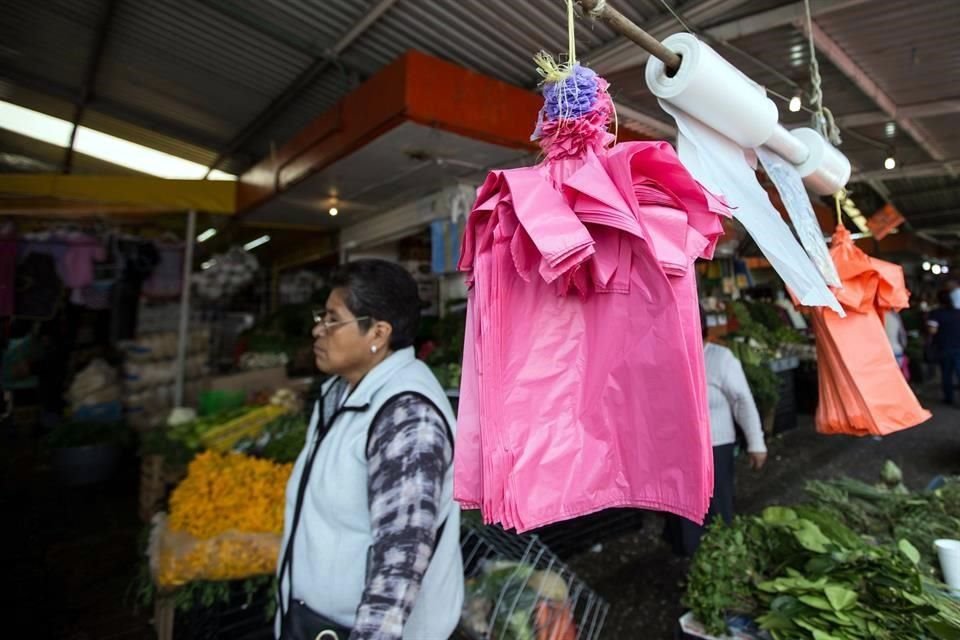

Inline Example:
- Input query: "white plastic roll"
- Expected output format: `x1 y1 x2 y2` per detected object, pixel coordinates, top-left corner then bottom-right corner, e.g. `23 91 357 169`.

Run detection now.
645 33 779 149
764 125 809 166
789 127 852 196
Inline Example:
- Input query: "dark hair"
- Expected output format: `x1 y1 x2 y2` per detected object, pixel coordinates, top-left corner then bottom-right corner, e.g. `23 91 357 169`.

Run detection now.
700 306 708 339
329 259 421 350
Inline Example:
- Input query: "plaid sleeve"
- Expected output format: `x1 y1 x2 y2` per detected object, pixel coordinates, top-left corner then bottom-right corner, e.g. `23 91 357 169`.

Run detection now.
350 394 452 640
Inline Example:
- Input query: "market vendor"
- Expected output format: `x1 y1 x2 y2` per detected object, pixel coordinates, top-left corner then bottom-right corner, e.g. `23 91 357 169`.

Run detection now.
276 259 462 640
664 311 768 557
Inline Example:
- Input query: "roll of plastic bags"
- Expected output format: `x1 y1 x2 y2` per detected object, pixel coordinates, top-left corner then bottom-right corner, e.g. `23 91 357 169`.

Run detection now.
647 34 842 313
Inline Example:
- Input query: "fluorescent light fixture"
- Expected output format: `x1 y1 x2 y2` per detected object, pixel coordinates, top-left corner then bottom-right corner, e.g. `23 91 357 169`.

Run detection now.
884 155 896 170
922 261 931 271
196 228 217 243
884 122 896 138
933 264 942 275
0 100 236 180
201 259 216 270
243 235 270 251
329 207 338 216
788 95 802 112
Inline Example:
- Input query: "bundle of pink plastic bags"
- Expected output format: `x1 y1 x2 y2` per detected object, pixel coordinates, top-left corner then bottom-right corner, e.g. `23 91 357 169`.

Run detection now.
454 64 728 531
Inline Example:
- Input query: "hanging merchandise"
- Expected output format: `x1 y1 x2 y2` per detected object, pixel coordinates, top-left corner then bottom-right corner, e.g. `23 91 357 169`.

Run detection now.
142 241 184 299
645 34 842 314
456 10 722 531
112 237 161 341
192 247 259 301
810 226 930 436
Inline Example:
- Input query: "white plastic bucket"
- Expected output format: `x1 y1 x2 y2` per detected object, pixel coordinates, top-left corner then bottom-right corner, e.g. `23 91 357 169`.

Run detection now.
935 539 960 595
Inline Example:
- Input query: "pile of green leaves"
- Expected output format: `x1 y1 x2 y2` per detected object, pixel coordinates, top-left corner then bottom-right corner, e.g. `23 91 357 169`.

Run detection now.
132 554 276 619
685 506 960 639
804 471 960 572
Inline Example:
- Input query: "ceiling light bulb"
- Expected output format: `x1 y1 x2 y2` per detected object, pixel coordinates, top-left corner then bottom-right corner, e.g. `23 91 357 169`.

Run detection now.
933 264 942 275
943 266 950 274
788 95 802 112
884 156 896 170
329 207 338 216
922 261 931 271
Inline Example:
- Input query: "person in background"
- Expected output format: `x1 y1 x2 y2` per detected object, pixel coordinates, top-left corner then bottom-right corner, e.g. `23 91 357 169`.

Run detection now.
664 311 768 557
884 309 909 380
927 288 960 404
276 259 462 640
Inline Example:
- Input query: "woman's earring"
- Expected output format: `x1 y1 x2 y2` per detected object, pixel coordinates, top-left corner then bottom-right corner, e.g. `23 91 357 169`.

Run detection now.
371 345 378 354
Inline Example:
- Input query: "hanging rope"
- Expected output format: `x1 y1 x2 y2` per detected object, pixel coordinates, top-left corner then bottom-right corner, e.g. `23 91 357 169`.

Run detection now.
803 0 842 145
834 190 845 227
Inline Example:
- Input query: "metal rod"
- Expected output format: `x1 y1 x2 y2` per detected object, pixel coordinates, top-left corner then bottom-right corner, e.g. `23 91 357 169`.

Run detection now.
174 209 197 407
63 0 118 174
578 0 682 72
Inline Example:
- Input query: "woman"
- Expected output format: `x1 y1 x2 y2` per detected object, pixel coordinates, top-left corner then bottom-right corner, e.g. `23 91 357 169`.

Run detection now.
277 259 463 640
664 312 767 557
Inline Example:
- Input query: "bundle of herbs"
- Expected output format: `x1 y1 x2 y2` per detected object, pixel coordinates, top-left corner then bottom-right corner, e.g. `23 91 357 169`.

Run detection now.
804 462 960 573
685 505 960 639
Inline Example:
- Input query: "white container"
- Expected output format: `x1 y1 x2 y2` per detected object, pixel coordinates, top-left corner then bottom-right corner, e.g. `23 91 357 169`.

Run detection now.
935 539 960 595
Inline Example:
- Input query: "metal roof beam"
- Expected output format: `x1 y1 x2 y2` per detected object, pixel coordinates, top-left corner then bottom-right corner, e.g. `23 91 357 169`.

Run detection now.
587 0 869 76
851 161 960 182
585 0 753 75
205 0 398 175
907 209 960 228
63 0 118 174
799 20 952 164
705 0 870 42
0 68 230 154
837 99 960 128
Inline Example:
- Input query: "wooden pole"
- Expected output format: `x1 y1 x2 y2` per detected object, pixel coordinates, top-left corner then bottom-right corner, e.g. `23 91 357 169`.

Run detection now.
578 0 682 73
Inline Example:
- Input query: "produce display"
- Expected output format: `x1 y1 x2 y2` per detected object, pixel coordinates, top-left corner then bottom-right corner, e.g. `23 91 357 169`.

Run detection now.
199 404 288 452
685 464 960 639
152 451 292 587
233 411 308 463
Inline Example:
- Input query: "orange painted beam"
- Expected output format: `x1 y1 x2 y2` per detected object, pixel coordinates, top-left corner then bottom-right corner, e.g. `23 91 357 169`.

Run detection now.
238 50 644 214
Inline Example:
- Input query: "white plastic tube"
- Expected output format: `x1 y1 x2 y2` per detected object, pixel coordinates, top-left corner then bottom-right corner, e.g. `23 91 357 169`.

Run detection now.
790 128 853 196
645 33 779 149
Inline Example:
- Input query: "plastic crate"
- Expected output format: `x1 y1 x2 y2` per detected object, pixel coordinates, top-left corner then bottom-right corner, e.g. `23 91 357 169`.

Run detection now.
460 524 610 640
72 401 123 424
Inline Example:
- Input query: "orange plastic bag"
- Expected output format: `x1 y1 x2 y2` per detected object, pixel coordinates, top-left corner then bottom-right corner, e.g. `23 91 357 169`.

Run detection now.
809 226 930 436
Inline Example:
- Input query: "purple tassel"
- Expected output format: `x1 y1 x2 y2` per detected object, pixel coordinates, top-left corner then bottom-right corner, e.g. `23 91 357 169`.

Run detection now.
542 65 600 121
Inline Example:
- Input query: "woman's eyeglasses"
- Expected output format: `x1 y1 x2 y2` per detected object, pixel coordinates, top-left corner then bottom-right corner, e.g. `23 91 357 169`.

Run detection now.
312 310 370 333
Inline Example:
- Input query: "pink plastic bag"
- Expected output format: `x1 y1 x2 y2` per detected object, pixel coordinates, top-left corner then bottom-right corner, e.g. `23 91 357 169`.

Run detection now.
456 143 726 532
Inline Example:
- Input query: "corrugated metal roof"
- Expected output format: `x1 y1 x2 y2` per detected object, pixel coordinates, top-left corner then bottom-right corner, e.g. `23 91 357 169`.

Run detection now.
1 0 958 229
816 0 960 105
0 0 107 92
246 71 349 157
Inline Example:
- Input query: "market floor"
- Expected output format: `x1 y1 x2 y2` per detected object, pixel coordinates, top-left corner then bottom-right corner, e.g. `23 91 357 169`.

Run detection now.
2 385 956 640
1 429 153 640
567 383 960 639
